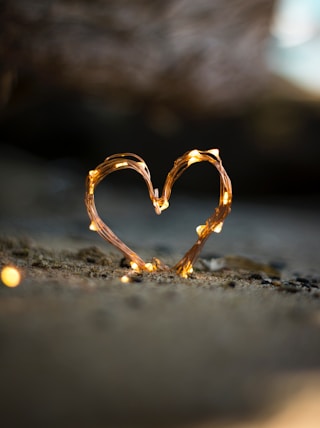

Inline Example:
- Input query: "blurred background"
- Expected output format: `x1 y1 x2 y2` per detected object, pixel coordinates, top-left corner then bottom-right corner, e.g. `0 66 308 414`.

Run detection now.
0 0 320 208
2 5 320 428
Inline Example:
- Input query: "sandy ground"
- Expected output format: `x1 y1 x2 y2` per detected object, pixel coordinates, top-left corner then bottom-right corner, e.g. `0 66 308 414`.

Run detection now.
0 147 320 428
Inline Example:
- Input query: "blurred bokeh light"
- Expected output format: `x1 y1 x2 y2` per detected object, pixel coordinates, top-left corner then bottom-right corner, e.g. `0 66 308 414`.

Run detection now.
268 0 320 95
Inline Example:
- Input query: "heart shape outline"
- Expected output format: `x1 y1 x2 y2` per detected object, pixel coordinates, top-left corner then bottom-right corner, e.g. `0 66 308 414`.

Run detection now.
85 149 232 277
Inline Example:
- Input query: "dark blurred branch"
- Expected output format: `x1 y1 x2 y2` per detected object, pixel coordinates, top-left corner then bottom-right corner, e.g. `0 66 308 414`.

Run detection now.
0 0 276 116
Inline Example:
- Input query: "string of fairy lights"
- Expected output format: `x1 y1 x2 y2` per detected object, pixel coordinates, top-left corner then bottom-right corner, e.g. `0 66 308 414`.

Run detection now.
85 148 232 279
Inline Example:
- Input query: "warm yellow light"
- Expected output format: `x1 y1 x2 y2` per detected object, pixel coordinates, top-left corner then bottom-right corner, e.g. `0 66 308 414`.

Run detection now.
1 266 21 287
213 222 223 233
188 149 200 157
138 161 148 171
223 191 230 205
85 148 232 278
187 156 199 166
153 199 169 214
130 262 139 271
162 200 169 211
115 161 129 168
89 221 97 231
144 262 154 271
209 149 220 158
187 149 201 166
196 224 206 236
89 169 98 177
178 262 194 278
121 275 131 283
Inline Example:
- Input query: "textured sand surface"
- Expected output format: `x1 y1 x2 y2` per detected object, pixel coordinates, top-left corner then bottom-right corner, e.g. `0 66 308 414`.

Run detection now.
0 149 320 428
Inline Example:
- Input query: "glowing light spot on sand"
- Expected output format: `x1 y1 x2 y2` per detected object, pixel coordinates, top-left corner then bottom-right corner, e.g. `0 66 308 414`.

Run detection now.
130 262 139 271
144 263 154 271
1 266 21 287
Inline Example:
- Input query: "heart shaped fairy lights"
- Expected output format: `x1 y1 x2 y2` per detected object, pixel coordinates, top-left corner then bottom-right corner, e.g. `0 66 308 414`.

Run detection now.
85 149 232 278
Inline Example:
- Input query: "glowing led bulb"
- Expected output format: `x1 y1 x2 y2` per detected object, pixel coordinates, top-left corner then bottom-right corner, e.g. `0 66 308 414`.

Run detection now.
213 222 223 233
187 150 201 166
188 149 200 157
196 224 206 237
89 169 98 177
223 191 230 205
115 161 128 168
89 221 97 231
144 263 154 271
209 149 220 158
130 262 139 271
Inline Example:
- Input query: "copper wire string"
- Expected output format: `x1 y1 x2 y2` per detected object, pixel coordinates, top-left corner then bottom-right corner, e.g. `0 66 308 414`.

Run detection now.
85 149 232 278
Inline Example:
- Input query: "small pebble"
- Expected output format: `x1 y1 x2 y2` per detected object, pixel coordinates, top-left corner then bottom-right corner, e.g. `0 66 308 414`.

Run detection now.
31 259 48 268
296 277 310 284
249 273 263 280
199 257 226 271
278 282 301 293
220 281 237 290
12 248 29 257
269 260 286 270
120 257 131 268
121 273 143 283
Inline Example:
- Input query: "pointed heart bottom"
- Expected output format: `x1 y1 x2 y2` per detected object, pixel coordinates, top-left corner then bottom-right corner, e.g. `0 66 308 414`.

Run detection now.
85 149 232 278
